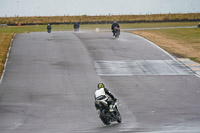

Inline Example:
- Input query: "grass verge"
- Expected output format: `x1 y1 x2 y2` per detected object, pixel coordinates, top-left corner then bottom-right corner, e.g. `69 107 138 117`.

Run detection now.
0 33 14 77
130 28 200 63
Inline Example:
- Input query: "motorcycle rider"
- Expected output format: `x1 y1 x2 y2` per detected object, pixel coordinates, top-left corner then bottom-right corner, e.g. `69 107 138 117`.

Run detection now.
47 24 51 33
94 83 117 113
74 22 80 31
111 21 120 36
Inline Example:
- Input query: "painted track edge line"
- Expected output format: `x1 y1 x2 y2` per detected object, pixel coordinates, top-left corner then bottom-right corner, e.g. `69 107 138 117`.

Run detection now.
0 34 16 84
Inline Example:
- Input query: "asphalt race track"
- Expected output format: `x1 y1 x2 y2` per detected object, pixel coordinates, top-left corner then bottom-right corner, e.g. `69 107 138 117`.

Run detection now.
0 31 200 133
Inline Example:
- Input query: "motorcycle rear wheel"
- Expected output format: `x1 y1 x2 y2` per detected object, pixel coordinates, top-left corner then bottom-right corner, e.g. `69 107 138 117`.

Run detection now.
100 110 111 125
115 31 119 38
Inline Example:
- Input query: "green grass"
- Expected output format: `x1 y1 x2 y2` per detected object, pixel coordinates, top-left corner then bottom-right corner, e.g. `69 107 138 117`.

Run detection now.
149 28 200 44
80 22 199 30
120 22 199 29
0 24 110 33
0 25 52 33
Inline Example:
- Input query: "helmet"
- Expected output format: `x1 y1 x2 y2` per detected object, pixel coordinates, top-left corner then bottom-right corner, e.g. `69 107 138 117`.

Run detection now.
97 83 105 89
113 21 117 23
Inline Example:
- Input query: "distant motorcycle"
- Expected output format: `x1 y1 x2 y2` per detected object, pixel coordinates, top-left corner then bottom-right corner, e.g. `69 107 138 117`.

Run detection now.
113 27 120 38
95 98 122 125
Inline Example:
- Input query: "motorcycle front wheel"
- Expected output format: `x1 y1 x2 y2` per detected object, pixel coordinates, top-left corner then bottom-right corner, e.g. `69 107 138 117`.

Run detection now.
117 114 122 123
115 110 122 123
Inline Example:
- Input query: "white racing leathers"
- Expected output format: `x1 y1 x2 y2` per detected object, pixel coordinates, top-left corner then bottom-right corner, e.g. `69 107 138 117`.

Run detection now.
95 88 108 104
95 88 115 112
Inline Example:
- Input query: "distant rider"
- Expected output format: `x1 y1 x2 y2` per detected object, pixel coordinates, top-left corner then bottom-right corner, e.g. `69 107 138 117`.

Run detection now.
74 22 80 31
111 21 120 36
94 83 117 113
47 24 52 33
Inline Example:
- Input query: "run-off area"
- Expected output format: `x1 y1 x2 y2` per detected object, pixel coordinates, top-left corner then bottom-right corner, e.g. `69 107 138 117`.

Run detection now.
94 60 194 76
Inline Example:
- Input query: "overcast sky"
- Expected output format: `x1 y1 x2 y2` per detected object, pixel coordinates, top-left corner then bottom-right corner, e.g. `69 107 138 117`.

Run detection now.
0 0 200 17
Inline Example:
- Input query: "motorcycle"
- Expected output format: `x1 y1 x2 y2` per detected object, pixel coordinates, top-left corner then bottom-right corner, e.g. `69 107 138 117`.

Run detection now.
95 98 122 125
113 27 120 38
